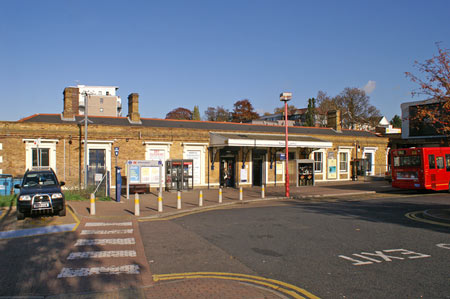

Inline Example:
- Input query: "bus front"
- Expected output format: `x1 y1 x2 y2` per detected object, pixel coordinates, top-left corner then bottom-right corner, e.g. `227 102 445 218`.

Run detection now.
391 149 423 190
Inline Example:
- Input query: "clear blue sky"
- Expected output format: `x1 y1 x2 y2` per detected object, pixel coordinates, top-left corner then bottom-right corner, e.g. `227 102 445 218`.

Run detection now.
1 0 449 122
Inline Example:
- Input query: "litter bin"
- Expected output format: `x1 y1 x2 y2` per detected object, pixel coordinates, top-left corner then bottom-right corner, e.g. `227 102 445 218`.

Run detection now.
115 166 122 202
0 175 13 196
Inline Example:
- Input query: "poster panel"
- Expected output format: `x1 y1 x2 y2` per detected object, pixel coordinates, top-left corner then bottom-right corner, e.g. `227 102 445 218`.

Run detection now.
129 165 140 183
328 158 337 179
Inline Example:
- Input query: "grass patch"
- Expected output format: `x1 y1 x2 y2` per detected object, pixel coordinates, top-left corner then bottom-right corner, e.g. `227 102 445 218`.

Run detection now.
0 195 16 207
64 189 112 202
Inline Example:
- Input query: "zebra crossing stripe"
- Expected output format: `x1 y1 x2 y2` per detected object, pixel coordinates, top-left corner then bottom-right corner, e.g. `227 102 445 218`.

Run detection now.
57 264 140 278
75 238 136 246
80 229 133 235
67 250 136 259
85 222 132 227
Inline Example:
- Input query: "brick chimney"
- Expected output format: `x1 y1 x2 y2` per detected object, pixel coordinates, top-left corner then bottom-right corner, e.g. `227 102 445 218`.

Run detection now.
127 93 141 123
327 110 342 132
62 87 79 120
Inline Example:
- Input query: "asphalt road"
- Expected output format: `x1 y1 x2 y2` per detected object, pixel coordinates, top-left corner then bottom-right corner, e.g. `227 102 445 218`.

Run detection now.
140 193 450 299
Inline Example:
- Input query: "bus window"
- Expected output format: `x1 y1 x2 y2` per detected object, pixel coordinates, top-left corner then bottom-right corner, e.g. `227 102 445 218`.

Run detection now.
446 154 450 171
429 154 436 169
436 157 445 169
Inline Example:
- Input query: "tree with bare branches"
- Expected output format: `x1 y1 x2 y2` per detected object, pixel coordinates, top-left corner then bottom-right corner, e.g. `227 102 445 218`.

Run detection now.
405 43 450 135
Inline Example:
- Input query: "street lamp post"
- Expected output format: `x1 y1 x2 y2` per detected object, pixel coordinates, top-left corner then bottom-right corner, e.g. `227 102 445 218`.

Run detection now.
280 92 292 198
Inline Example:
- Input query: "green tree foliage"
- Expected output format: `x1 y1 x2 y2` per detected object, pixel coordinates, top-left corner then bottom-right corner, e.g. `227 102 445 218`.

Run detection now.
390 115 402 128
231 99 259 123
204 106 230 122
192 105 201 120
274 104 297 115
305 98 316 127
165 107 192 120
405 43 450 134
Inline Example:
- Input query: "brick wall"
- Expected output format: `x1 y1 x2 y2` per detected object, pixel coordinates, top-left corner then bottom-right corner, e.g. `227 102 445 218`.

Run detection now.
0 120 389 187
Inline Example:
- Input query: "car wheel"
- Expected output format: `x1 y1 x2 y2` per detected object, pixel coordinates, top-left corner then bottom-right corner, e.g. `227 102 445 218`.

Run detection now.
16 210 25 220
58 205 66 217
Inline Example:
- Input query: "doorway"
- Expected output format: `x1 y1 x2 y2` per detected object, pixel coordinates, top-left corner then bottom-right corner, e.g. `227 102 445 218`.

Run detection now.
219 148 238 188
88 149 106 185
252 150 266 186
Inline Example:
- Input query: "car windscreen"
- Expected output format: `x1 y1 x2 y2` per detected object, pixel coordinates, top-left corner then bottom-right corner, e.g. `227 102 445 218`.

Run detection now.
23 173 57 187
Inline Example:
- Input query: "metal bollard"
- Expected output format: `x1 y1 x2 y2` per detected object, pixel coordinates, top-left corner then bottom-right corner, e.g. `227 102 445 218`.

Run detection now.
199 190 203 207
177 191 181 210
90 193 95 215
158 192 163 212
219 188 222 203
239 187 243 201
134 193 140 216
261 184 265 199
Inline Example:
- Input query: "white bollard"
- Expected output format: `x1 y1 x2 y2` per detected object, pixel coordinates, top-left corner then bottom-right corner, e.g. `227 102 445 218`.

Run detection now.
177 191 181 210
239 187 243 201
134 193 140 216
158 192 163 212
261 184 265 199
90 193 95 216
219 188 223 203
199 190 203 207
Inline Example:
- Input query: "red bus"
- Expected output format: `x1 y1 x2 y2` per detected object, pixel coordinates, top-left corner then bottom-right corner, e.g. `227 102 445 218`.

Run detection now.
391 147 450 191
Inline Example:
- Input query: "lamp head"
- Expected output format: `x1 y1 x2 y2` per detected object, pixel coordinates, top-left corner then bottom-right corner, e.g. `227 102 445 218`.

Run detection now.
280 92 292 102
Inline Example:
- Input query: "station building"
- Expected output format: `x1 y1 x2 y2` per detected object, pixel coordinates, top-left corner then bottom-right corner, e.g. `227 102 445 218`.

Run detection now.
0 91 389 190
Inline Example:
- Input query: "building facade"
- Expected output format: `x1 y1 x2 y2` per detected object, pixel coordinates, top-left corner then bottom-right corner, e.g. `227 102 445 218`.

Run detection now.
0 94 389 188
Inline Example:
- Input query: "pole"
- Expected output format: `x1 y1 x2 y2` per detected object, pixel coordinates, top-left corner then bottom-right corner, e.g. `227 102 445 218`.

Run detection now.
177 191 181 209
199 190 203 207
284 100 290 198
134 193 140 216
90 193 95 215
84 93 89 189
219 187 222 203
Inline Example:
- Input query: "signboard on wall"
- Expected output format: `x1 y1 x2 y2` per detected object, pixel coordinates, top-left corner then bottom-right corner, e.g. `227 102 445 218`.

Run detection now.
185 150 201 185
276 161 283 174
240 167 248 182
327 158 337 179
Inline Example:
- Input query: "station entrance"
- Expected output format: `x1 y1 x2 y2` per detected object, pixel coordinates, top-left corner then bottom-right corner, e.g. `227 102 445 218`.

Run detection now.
220 148 237 188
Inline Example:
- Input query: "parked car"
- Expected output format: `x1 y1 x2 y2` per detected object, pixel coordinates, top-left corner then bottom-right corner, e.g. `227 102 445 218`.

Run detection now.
15 168 66 220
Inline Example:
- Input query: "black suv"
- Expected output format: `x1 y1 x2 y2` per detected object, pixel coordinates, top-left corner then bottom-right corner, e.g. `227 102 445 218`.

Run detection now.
15 168 66 220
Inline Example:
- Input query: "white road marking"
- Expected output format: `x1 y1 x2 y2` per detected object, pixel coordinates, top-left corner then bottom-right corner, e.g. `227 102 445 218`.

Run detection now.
80 229 133 235
57 265 140 278
85 222 132 227
339 248 431 266
67 250 136 260
436 243 450 250
75 238 136 246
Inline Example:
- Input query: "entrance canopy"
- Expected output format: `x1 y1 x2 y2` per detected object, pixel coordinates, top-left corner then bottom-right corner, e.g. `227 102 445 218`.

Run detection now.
210 132 332 149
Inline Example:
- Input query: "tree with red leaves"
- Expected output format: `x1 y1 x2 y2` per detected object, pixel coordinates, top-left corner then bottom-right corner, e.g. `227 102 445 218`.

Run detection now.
165 107 192 120
231 99 260 123
405 43 450 135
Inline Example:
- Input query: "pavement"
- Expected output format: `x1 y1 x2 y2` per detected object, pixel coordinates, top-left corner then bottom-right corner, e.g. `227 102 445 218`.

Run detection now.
3 180 450 298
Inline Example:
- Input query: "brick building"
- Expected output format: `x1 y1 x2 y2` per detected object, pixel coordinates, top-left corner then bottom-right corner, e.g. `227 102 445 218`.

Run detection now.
0 93 389 189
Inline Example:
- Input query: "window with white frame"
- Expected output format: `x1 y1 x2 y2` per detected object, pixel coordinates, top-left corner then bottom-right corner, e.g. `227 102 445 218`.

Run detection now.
339 152 348 172
314 152 323 172
24 140 57 171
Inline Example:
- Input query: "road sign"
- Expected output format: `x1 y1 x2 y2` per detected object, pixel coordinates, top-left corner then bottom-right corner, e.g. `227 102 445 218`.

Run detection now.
114 147 119 157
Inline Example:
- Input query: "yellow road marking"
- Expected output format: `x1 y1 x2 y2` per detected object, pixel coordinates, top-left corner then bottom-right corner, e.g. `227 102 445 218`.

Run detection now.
67 205 80 231
153 272 320 299
405 211 450 228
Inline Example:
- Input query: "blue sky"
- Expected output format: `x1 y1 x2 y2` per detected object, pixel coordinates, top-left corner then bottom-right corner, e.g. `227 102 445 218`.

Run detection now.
1 0 449 122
